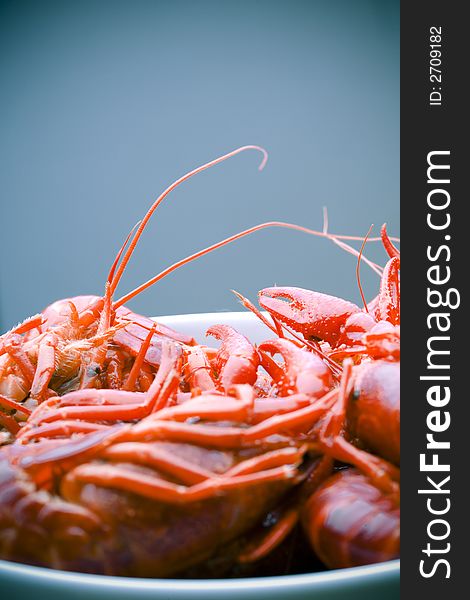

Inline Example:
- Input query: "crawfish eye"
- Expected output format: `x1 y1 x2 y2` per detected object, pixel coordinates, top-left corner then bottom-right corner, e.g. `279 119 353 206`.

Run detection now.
307 335 323 343
352 389 360 401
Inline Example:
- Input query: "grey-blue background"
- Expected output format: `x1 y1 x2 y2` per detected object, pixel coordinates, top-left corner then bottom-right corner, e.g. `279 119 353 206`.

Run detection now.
0 0 399 331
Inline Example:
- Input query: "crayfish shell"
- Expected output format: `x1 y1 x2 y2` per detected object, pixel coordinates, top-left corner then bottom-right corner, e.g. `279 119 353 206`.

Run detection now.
1 442 297 577
347 361 400 465
302 469 400 569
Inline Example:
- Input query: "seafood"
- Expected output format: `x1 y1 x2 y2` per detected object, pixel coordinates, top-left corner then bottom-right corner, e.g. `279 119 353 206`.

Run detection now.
0 146 399 577
254 227 400 568
302 469 400 569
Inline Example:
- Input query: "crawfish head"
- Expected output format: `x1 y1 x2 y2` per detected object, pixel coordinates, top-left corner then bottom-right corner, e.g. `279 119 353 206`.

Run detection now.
41 295 105 331
258 287 361 347
348 360 400 465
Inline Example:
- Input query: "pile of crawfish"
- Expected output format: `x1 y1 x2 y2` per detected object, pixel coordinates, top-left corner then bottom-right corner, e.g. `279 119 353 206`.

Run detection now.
0 147 399 578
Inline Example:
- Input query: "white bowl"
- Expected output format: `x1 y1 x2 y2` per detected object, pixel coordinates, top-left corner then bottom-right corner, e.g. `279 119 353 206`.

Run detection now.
157 311 273 344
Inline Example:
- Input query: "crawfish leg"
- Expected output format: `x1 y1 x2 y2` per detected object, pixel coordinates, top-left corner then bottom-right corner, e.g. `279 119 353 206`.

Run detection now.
123 324 157 391
237 453 334 564
0 412 20 434
129 391 336 449
155 385 254 424
322 436 400 497
106 350 127 389
225 447 306 477
17 420 110 443
238 508 299 563
30 333 58 402
2 334 35 389
138 363 154 392
0 394 32 417
25 342 180 427
63 460 298 505
100 442 215 485
184 345 216 393
100 444 305 491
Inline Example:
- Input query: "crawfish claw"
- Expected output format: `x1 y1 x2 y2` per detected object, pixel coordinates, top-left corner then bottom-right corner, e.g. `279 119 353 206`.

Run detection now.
258 287 361 347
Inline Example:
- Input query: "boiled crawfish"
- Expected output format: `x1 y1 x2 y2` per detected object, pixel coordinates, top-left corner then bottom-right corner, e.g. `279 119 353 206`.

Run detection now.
0 146 399 576
246 225 400 569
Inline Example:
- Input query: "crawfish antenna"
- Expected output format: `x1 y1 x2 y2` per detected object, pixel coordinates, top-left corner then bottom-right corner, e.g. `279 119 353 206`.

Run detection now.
115 221 384 308
107 221 142 285
357 225 374 312
322 206 329 234
109 145 268 296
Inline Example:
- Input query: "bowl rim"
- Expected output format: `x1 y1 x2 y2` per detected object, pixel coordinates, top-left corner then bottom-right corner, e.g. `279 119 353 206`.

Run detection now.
0 559 400 590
